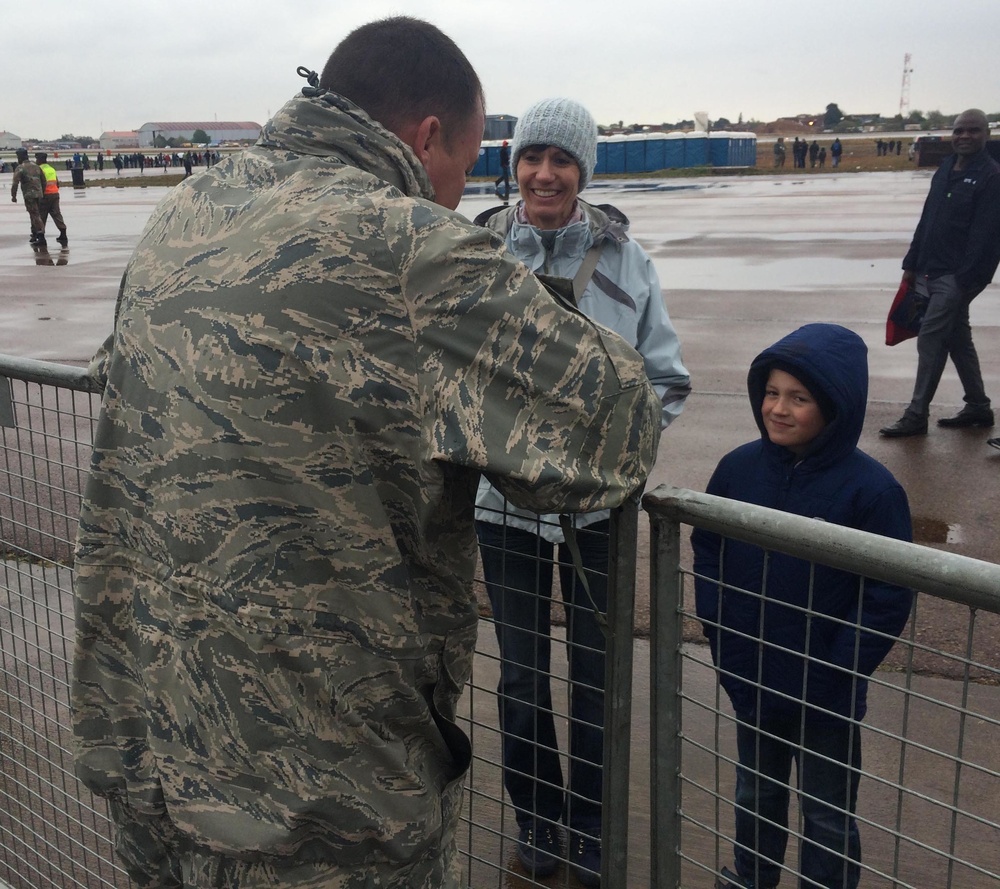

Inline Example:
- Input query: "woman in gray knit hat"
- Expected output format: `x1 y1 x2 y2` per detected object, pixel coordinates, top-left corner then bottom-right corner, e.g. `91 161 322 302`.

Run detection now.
474 97 691 888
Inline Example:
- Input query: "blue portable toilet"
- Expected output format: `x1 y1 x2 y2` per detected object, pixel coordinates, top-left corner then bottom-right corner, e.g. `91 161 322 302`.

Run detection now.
733 132 757 166
663 132 685 168
595 137 608 176
709 131 732 166
625 133 647 173
472 144 490 178
487 141 503 178
685 131 709 167
605 134 627 174
645 133 667 171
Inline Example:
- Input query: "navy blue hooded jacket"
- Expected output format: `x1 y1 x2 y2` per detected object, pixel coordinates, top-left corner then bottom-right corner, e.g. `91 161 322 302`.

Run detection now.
692 324 913 725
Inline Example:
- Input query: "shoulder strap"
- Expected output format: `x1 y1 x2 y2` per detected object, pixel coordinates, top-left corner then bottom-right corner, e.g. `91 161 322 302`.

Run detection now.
572 243 604 303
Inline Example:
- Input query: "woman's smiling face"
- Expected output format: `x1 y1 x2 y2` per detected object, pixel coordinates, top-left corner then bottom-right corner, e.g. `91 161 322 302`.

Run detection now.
516 145 581 230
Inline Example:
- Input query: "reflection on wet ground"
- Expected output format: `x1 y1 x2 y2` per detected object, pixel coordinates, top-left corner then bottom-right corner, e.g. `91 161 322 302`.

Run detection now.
913 515 963 545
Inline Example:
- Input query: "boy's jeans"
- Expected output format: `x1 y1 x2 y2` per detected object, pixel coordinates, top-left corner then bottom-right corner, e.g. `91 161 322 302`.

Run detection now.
733 715 861 889
475 520 609 836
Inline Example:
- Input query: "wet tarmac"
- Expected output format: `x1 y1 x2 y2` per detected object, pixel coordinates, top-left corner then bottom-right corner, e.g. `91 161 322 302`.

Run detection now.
3 169 998 571
2 169 999 887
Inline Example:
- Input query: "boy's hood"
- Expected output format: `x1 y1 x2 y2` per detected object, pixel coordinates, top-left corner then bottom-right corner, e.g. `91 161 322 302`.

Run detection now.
747 323 868 466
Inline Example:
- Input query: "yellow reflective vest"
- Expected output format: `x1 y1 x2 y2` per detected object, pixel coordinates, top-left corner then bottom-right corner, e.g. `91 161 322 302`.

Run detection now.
40 163 60 195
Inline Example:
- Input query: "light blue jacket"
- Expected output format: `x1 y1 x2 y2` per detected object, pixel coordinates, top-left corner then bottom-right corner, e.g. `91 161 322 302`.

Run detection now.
475 199 691 541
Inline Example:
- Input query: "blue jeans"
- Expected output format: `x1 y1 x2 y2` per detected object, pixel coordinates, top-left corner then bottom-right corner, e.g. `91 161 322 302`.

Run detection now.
476 519 609 835
733 716 861 889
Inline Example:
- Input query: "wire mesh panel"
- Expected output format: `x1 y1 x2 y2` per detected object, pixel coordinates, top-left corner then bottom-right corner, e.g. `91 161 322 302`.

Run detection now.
457 501 639 889
646 485 1000 889
0 368 130 889
0 357 641 889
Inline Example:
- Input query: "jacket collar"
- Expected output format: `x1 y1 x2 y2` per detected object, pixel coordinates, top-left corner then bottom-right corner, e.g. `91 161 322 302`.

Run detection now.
256 91 434 201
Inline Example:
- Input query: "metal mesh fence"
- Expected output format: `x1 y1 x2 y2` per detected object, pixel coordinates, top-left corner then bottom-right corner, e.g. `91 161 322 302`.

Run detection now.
0 360 638 889
4 359 1000 889
646 485 1000 889
0 366 130 889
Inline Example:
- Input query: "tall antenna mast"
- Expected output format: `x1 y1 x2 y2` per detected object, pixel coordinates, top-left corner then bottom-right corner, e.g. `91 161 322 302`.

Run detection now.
899 53 913 117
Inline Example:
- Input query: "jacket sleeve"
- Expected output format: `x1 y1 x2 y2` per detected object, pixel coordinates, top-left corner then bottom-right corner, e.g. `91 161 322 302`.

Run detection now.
406 217 662 515
902 167 939 272
956 165 1000 293
691 455 760 719
633 250 691 429
806 482 914 713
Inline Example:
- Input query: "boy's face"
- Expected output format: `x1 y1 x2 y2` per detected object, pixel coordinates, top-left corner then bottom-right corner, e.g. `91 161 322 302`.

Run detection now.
762 369 827 455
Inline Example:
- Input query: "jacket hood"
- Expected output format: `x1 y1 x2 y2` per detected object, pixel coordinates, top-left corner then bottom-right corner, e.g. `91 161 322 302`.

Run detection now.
257 90 434 202
748 323 868 466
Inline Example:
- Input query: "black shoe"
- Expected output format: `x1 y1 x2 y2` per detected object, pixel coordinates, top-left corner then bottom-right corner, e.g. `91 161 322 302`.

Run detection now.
715 864 776 889
570 832 601 887
56 233 68 245
516 823 560 877
879 416 928 438
987 438 1000 451
937 406 994 428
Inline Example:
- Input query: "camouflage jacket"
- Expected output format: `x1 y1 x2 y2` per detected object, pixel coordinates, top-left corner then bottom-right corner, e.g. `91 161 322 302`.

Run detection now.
72 91 661 876
10 159 43 200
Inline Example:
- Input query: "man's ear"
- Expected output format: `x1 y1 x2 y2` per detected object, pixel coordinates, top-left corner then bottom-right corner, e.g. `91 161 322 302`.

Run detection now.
403 115 443 167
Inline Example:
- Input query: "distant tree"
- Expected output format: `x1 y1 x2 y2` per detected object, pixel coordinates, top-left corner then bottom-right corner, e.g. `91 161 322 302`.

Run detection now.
824 103 844 128
58 133 95 147
714 117 732 129
192 128 210 144
153 135 168 149
925 110 949 129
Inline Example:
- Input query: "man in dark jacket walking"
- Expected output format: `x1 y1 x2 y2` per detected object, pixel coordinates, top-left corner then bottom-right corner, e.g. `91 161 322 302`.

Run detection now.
881 109 1000 438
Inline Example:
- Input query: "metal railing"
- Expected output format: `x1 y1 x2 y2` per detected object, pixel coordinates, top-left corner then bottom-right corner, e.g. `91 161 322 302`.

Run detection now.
645 485 1000 889
3 354 1000 889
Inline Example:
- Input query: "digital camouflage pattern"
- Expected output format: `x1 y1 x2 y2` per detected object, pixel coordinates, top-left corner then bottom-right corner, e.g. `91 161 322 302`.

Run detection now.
73 89 661 886
10 158 44 200
10 158 45 234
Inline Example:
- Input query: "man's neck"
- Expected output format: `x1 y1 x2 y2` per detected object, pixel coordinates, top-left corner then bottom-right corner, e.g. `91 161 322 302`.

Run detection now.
954 149 985 173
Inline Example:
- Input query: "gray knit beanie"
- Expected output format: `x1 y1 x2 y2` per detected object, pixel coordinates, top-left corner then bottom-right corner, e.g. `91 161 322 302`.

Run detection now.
510 97 598 190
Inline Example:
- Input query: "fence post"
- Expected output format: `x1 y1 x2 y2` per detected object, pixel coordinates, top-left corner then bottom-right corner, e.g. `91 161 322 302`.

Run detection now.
602 498 639 889
648 508 683 889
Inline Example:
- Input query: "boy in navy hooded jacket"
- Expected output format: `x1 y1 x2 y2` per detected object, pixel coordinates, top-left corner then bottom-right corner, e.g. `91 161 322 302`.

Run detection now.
692 324 913 889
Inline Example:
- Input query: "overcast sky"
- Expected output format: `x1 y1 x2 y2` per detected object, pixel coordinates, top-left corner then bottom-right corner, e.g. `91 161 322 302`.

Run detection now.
3 0 999 139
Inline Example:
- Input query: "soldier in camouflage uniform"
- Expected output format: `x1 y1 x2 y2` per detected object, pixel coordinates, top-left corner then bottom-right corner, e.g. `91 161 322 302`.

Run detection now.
9 147 46 244
72 17 662 889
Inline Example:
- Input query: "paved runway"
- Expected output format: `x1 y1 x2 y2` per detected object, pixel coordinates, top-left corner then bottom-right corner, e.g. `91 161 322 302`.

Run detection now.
2 169 999 887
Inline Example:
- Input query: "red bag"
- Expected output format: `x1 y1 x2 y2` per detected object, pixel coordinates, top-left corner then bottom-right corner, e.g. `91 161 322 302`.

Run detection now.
885 278 927 346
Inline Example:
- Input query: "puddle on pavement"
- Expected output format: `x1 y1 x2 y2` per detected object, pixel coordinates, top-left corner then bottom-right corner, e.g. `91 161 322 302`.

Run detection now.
912 516 963 545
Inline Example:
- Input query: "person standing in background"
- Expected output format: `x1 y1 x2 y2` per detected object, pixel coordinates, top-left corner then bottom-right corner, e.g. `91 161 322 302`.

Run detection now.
495 138 511 203
35 152 68 245
880 109 1000 439
9 148 46 245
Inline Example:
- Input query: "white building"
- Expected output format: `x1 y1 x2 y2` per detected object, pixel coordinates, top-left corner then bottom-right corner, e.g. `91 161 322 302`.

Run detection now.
99 130 141 151
136 121 262 148
0 131 23 150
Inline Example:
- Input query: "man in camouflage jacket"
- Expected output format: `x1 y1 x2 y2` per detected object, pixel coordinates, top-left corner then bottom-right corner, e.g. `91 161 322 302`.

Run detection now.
72 17 661 889
9 147 46 244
